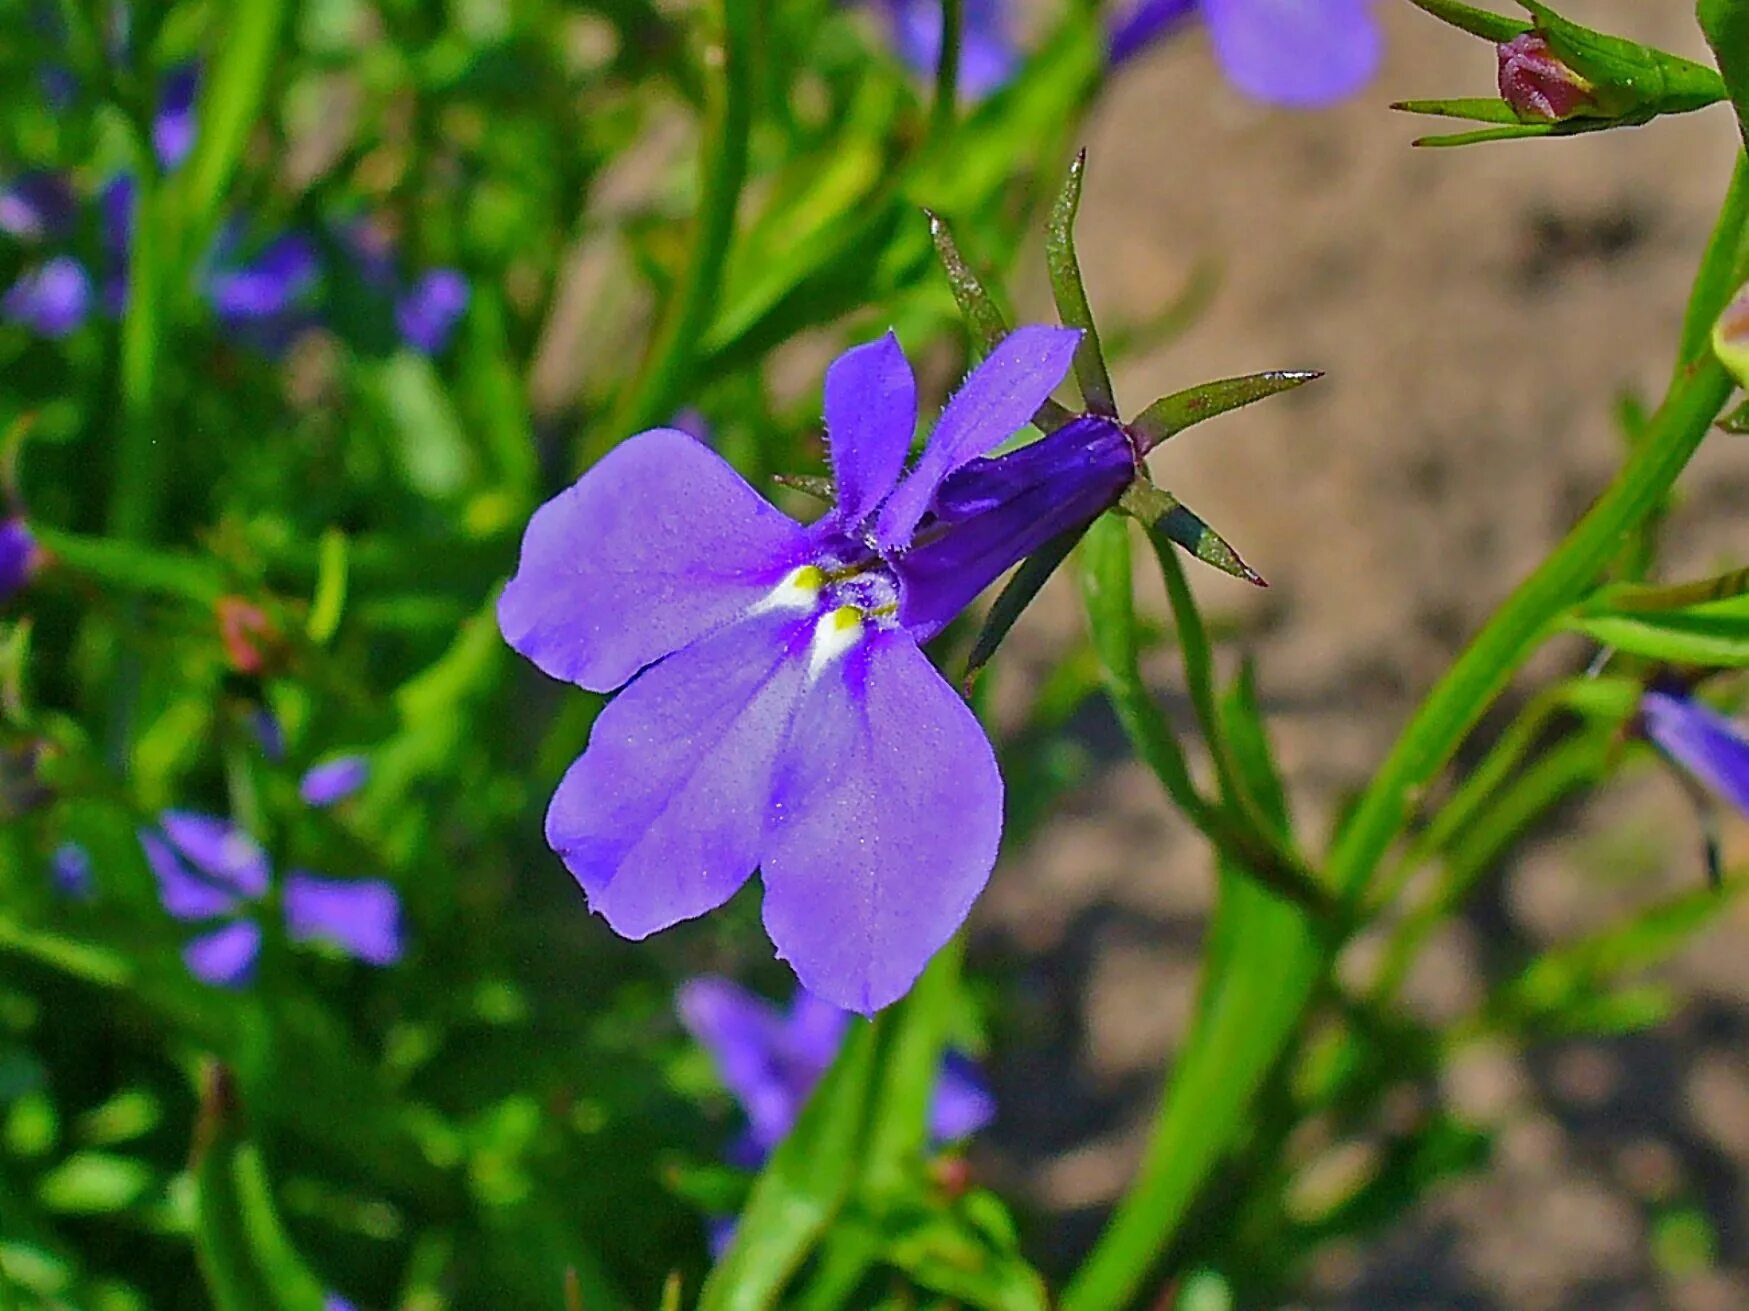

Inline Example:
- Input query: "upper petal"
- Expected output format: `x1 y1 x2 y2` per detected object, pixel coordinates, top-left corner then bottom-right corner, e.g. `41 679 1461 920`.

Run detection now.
299 756 370 808
499 428 812 693
1642 691 1749 814
760 631 1002 1014
824 332 917 528
159 811 271 900
1202 0 1381 108
184 920 263 989
545 613 810 938
874 325 1081 549
284 873 405 966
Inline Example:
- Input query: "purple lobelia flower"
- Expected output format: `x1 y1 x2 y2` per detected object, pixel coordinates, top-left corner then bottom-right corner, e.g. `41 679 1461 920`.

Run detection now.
678 975 994 1163
152 63 200 171
1108 0 1381 107
51 842 95 901
876 0 1018 101
141 811 403 987
1640 689 1749 816
394 269 469 356
1 517 43 601
300 756 369 808
0 172 79 242
2 255 94 336
501 326 1133 1013
207 231 320 347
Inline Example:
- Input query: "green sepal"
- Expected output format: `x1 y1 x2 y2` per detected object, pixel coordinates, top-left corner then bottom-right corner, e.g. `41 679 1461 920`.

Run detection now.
1566 589 1749 667
771 472 837 504
1391 98 1529 124
1587 568 1749 614
963 523 1091 689
1516 2 1727 116
1699 0 1749 148
1119 482 1264 587
1402 0 1528 42
1044 150 1117 418
1127 370 1320 451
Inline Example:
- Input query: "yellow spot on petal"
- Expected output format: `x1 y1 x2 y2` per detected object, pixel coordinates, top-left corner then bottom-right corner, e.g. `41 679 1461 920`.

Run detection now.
809 605 864 677
755 564 826 614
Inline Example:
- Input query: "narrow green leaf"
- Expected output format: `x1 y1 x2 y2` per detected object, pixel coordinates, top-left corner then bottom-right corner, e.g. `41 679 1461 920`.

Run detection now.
1127 371 1320 451
305 529 348 645
1587 567 1749 613
1699 0 1749 149
1401 0 1528 42
699 1022 883 1311
1391 97 1529 124
181 2 288 231
36 1153 154 1214
862 942 961 1199
191 1066 328 1311
964 525 1087 688
1567 593 1749 666
34 529 225 604
1414 123 1562 147
1044 150 1117 417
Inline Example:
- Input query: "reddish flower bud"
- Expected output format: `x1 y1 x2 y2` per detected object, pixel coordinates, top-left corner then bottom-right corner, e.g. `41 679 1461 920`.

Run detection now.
1714 282 1749 390
1496 32 1597 122
216 597 280 676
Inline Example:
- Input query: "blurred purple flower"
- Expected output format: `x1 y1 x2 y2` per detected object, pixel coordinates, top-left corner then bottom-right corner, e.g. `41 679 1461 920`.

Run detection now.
877 0 1017 100
207 231 320 345
250 707 286 762
3 256 93 336
1 517 43 600
51 842 95 901
394 268 469 355
501 326 1135 1013
152 64 200 171
0 172 78 242
1641 689 1749 815
677 975 994 1163
140 811 403 987
325 1298 357 1311
299 756 369 808
1108 0 1381 107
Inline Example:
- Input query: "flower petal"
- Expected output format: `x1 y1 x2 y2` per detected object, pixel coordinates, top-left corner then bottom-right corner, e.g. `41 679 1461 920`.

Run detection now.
1642 691 1749 814
159 812 271 900
299 756 370 807
760 631 1002 1013
499 429 811 693
1107 0 1199 67
824 332 917 528
395 269 469 355
874 325 1081 549
677 976 805 1151
1202 0 1381 108
284 873 404 966
141 831 245 922
881 0 1018 100
929 1051 996 1142
546 613 809 938
152 63 200 170
184 920 262 989
3 257 93 337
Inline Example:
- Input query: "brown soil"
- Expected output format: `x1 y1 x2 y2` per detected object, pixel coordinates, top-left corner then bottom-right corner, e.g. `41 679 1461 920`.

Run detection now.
969 3 1749 1306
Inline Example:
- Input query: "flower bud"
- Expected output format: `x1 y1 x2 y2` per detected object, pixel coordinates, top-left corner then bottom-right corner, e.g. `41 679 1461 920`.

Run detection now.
215 596 281 676
1714 282 1749 391
0 517 43 603
1496 32 1598 122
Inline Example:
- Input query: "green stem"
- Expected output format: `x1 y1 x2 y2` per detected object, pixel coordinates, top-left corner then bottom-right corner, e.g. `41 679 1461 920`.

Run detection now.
110 168 163 545
1327 152 1749 907
595 0 752 460
931 0 963 138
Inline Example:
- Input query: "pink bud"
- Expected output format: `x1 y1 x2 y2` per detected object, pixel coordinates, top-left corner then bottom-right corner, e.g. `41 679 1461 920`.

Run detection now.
1496 32 1597 122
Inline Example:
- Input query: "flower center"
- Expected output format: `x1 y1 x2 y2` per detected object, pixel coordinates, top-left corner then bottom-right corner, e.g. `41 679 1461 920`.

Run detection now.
757 552 901 675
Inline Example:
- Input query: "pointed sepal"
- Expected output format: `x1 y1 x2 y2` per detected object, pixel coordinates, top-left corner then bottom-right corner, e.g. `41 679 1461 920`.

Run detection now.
1403 0 1528 43
771 472 837 504
1044 150 1117 418
1127 371 1320 452
1119 481 1265 587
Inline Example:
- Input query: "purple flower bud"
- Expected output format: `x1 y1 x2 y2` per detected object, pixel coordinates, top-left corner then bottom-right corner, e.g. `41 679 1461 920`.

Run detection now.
152 64 200 171
3 257 94 337
394 269 469 355
1 517 42 601
0 172 79 242
51 842 95 901
1714 282 1749 389
299 756 369 808
1497 32 1597 122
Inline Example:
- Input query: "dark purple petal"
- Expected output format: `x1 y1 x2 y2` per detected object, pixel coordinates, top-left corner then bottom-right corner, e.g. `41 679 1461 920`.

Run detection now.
51 842 95 901
283 873 404 966
1202 0 1381 108
928 1051 996 1141
250 707 286 762
325 1298 358 1311
208 233 319 324
1642 690 1749 815
1107 0 1198 67
184 920 262 988
140 831 245 921
677 977 809 1152
0 518 40 600
0 172 78 242
824 332 917 529
159 811 271 901
896 414 1133 639
395 269 469 355
545 613 809 937
152 63 200 170
874 325 1081 550
761 630 1002 1013
499 427 812 693
299 756 369 808
881 0 1018 100
100 177 134 260
3 257 93 337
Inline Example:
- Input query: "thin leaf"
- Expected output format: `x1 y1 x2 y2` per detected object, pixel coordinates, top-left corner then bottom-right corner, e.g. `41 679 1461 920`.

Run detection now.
1391 97 1532 124
1127 371 1320 451
181 2 289 237
1044 150 1116 416
1699 0 1749 149
1587 567 1749 613
925 208 1009 353
1401 0 1529 42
